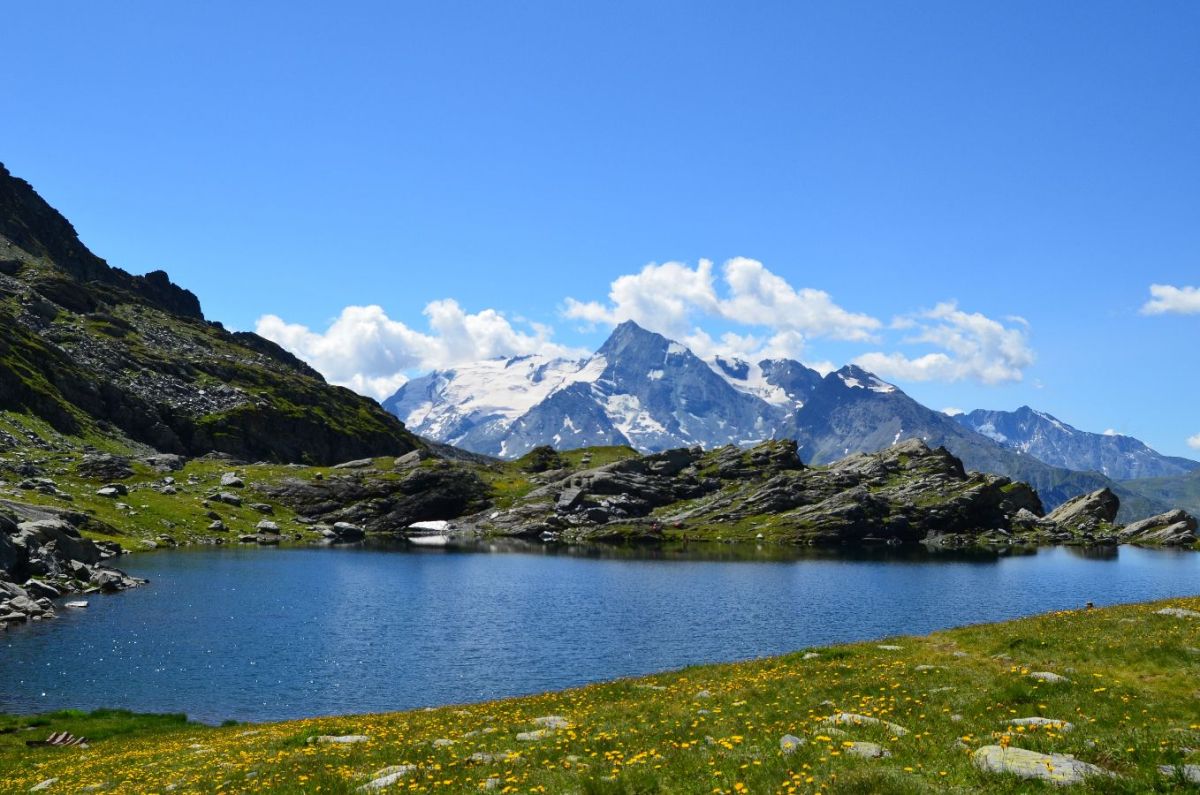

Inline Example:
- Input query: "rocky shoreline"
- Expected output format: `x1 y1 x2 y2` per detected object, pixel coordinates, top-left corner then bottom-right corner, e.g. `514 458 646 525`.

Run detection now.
0 501 144 627
448 439 1199 550
3 438 1196 629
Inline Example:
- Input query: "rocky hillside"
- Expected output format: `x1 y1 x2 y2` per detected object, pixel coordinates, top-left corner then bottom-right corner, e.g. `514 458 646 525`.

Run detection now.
0 162 418 464
956 406 1199 480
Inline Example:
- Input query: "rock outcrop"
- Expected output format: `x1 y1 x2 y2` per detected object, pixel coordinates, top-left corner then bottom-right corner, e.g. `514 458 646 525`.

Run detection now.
0 161 419 464
1044 488 1120 535
460 438 1048 546
1117 509 1198 546
260 464 490 533
1 504 143 626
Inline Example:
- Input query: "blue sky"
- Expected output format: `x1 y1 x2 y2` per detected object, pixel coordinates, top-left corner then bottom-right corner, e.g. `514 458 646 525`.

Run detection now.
3 1 1199 455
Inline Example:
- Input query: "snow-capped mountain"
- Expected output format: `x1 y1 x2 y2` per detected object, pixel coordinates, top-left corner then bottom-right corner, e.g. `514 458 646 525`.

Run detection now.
383 321 816 458
779 365 1170 516
380 321 1190 517
709 355 824 409
955 406 1200 481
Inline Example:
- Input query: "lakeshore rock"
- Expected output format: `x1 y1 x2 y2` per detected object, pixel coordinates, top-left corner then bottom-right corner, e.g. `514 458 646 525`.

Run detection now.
462 438 1050 547
1045 488 1119 535
1118 510 1198 546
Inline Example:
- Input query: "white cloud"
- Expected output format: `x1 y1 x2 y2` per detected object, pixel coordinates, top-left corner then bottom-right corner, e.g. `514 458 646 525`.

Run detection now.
256 301 585 400
260 259 1037 402
563 257 880 362
1141 284 1200 315
942 407 965 416
853 301 1035 385
1188 433 1200 451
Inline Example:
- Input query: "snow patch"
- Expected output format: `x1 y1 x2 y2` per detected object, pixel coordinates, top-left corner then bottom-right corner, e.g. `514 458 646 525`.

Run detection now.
976 422 1008 444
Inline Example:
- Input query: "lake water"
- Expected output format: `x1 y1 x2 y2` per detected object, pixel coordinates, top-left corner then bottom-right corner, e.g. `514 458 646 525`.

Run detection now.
1 542 1197 724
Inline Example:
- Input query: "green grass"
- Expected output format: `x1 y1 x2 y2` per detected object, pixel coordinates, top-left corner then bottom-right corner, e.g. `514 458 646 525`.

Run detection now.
2 597 1197 793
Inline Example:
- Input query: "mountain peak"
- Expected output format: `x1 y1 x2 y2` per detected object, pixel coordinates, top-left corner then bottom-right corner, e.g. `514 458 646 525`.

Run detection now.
597 319 675 357
830 364 897 394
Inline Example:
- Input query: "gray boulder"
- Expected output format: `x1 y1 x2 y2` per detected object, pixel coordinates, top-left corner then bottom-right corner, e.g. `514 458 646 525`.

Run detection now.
77 454 134 481
1117 510 1197 546
1045 488 1119 534
973 745 1113 785
17 520 101 565
333 458 375 470
220 473 245 488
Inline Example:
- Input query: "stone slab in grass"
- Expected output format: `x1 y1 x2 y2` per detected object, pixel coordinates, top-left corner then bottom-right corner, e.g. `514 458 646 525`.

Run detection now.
973 745 1114 785
1027 671 1069 683
844 741 890 759
1006 717 1074 732
822 712 909 736
1156 607 1200 619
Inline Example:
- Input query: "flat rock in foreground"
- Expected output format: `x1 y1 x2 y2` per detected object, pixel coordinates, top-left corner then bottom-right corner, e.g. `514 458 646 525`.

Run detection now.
973 745 1113 785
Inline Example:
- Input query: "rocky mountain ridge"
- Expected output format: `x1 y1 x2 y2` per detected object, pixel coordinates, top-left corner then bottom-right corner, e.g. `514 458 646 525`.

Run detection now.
0 162 419 464
384 321 809 458
956 406 1199 481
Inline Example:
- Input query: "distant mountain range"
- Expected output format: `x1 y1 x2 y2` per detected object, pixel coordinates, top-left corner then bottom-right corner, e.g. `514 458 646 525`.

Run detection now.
384 321 1197 519
955 406 1199 481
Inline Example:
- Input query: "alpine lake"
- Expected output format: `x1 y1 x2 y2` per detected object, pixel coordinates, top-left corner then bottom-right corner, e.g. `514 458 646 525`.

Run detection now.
2 540 1198 724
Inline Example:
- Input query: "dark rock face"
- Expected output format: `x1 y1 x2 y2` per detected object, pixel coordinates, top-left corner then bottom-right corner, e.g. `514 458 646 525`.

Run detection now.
521 446 565 473
0 163 202 320
260 465 491 533
464 438 1047 547
0 161 418 464
76 453 134 481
